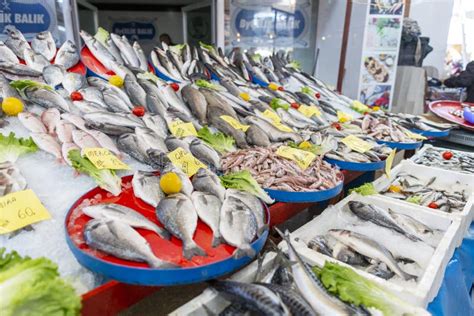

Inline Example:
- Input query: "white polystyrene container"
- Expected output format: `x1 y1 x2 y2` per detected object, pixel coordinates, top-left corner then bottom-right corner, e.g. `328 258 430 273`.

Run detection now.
410 144 474 176
280 193 462 308
373 160 474 238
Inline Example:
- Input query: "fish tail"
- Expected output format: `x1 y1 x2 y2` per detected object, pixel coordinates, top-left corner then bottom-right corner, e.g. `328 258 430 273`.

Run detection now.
257 224 269 236
149 257 179 269
232 244 256 259
211 235 223 248
183 241 206 260
155 227 171 240
403 271 418 281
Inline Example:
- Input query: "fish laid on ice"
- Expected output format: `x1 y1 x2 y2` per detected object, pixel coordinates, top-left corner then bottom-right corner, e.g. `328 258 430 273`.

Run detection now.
162 163 194 196
0 41 19 64
388 209 434 236
31 31 56 61
23 86 71 112
181 85 208 124
55 40 80 69
56 121 75 143
23 48 50 72
132 171 164 207
41 108 61 135
30 133 62 159
62 142 80 166
191 191 222 247
43 64 66 88
189 138 220 169
18 112 47 133
4 25 29 59
71 130 100 149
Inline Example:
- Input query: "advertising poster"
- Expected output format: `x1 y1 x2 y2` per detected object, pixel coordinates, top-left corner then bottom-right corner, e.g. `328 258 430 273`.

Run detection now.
229 0 312 48
0 0 59 43
357 0 405 110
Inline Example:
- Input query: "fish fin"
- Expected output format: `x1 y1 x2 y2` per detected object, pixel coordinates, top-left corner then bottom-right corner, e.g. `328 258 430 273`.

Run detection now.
201 304 217 316
155 227 171 240
149 259 179 269
403 272 418 281
396 256 416 265
211 235 223 248
257 224 269 236
183 241 206 260
232 244 255 259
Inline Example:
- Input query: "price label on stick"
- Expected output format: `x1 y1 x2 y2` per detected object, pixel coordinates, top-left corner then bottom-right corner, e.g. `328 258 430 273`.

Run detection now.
84 148 130 170
0 190 51 235
385 149 396 178
168 120 197 138
298 105 321 118
337 111 353 123
262 110 294 132
167 147 207 177
341 135 374 154
220 115 250 131
276 146 316 170
404 130 427 140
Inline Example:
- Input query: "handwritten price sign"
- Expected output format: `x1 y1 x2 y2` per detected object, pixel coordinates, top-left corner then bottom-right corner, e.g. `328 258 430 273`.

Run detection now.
298 105 321 118
341 135 374 154
168 120 197 138
220 115 250 131
276 146 316 170
167 147 207 177
83 148 130 170
0 190 51 234
262 110 294 132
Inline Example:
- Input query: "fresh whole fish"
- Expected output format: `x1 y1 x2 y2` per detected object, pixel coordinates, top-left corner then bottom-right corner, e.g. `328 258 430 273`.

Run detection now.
79 87 107 108
87 77 133 110
133 41 148 71
55 40 80 69
80 31 120 73
23 86 71 112
161 85 192 117
191 168 226 201
18 112 47 133
0 62 42 81
83 203 170 239
72 129 100 149
74 100 107 114
156 193 206 259
226 189 267 236
191 191 223 247
23 48 50 72
142 114 168 139
135 126 168 154
246 124 271 147
388 209 434 236
43 64 66 87
31 31 56 61
0 74 19 99
62 142 80 165
110 34 139 67
41 108 61 134
30 133 62 159
62 72 86 94
165 135 190 152
245 116 302 143
124 74 147 106
56 121 75 143
181 85 208 124
307 235 333 257
132 171 164 208
209 115 249 148
105 37 124 64
84 111 144 135
102 90 132 113
348 201 421 242
189 138 220 169
117 133 150 164
162 163 194 196
87 129 121 155
84 219 175 268
328 229 417 281
0 162 27 196
4 25 29 59
0 41 19 63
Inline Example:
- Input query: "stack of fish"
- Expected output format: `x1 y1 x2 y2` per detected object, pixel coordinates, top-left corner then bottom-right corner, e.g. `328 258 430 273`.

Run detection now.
381 173 468 213
81 166 267 265
413 146 474 174
221 145 343 192
381 112 455 133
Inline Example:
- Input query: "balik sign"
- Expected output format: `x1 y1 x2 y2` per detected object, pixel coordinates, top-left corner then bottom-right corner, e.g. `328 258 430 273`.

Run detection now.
112 21 156 42
0 0 58 42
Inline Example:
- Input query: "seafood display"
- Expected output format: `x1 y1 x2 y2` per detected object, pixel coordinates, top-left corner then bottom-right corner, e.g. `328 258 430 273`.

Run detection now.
381 173 468 213
353 114 420 143
412 146 474 174
382 112 455 133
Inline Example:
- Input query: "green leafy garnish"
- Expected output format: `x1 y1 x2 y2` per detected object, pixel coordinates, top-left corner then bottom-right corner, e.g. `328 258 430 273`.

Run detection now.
94 27 110 46
301 86 314 95
313 262 420 316
10 80 53 92
349 183 377 196
0 248 81 316
287 141 323 155
406 195 422 205
169 44 185 56
136 72 165 85
0 132 38 163
287 60 301 70
68 149 122 196
220 170 274 204
270 98 289 111
195 79 222 91
251 54 262 63
199 41 215 53
198 126 235 154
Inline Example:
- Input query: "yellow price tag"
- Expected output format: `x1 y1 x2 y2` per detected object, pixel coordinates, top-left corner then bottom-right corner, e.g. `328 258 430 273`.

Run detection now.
276 146 316 170
239 92 250 101
0 190 51 235
167 147 207 177
262 110 294 132
220 115 250 132
341 135 374 154
84 148 130 170
352 100 371 113
168 120 198 138
337 111 353 123
385 149 396 178
298 105 321 118
268 82 279 91
404 130 427 140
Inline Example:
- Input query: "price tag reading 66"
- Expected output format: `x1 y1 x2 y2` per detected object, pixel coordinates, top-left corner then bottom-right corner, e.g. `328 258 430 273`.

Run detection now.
0 190 51 234
167 147 207 177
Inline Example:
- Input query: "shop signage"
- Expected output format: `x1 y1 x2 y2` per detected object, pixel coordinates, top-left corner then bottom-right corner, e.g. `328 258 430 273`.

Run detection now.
112 21 156 41
0 0 58 42
230 0 311 48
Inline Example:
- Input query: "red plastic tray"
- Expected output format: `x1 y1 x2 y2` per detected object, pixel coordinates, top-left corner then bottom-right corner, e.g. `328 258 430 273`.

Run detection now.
429 100 474 131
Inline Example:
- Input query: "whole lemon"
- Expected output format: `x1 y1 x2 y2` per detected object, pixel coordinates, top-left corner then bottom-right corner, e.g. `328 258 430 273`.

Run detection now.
109 75 124 88
160 172 182 195
2 97 24 116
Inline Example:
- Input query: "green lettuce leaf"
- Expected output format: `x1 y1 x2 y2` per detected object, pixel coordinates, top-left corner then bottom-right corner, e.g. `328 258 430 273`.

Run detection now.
94 27 110 47
199 41 215 54
10 80 52 92
197 126 235 154
406 195 422 205
0 132 38 163
301 86 314 95
270 98 289 111
220 170 274 204
287 60 301 70
349 183 377 196
195 79 222 91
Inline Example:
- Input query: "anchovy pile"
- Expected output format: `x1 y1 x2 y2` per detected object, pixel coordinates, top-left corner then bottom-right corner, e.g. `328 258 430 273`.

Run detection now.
353 114 419 143
413 146 474 174
222 145 343 192
382 173 468 212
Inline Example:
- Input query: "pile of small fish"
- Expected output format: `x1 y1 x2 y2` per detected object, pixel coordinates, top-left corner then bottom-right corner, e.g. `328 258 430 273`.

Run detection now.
0 161 27 196
382 112 455 133
350 114 419 143
382 173 468 212
222 145 343 192
81 166 268 265
307 201 440 281
413 146 474 174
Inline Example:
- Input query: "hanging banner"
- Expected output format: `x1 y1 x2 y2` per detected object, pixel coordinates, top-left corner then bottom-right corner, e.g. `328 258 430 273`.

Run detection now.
357 0 405 111
229 0 312 48
0 0 59 42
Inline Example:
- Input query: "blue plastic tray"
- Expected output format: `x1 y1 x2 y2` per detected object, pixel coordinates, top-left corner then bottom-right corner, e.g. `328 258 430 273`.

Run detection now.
376 139 423 150
251 73 269 87
410 128 450 138
324 157 386 171
265 180 343 203
152 65 181 83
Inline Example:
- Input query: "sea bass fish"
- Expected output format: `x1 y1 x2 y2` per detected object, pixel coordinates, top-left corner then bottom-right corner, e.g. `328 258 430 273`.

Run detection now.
55 40 80 69
4 25 29 59
191 168 226 201
191 191 222 247
132 171 164 208
31 31 56 61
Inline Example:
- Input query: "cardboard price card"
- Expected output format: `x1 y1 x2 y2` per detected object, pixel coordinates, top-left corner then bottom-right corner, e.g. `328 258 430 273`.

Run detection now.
168 120 198 138
385 149 396 178
276 146 316 170
337 111 353 123
220 115 250 131
84 148 130 170
262 110 294 132
298 105 321 118
341 135 374 154
167 147 207 177
404 130 427 140
0 190 51 235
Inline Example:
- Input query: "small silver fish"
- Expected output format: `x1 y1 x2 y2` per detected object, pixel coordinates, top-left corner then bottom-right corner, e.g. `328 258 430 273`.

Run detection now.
31 31 56 61
132 171 164 207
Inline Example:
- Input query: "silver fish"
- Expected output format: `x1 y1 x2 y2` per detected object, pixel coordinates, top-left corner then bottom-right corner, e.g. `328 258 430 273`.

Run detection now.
246 124 271 147
79 86 107 108
23 48 50 72
4 25 29 59
110 34 139 67
23 86 71 112
219 193 257 259
209 115 249 148
245 115 302 143
41 108 61 134
0 41 19 63
31 31 56 61
124 74 147 106
43 65 65 88
0 162 27 196
388 209 434 236
83 203 170 239
142 114 168 139
226 189 267 236
0 74 19 99
63 72 86 94
181 85 208 124
160 85 192 117
165 135 190 152
117 133 150 164
88 77 133 109
156 193 206 259
74 100 107 114
328 229 417 281
0 62 42 81
55 40 80 69
56 121 75 143
191 191 223 247
162 163 194 196
102 90 132 113
72 129 100 149
105 37 124 64
135 126 168 154
133 41 148 71
191 168 226 201
84 111 144 135
87 129 121 155
189 138 220 169
84 219 175 268
18 112 47 133
30 133 62 159
132 171 164 208
150 50 174 79
80 30 120 73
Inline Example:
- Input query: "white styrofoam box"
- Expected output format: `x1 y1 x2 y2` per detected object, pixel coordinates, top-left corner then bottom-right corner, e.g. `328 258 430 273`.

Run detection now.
373 160 474 237
170 252 277 316
409 144 474 176
281 193 462 308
